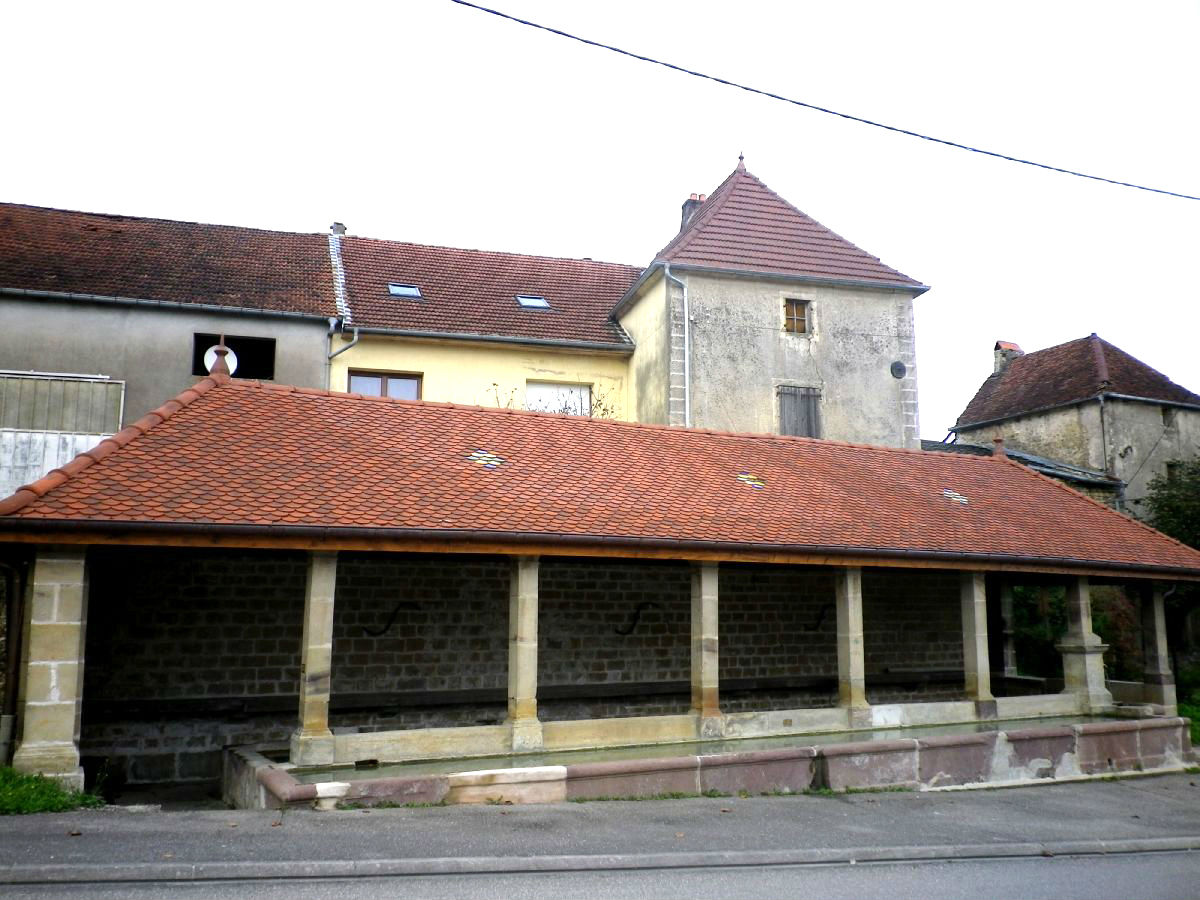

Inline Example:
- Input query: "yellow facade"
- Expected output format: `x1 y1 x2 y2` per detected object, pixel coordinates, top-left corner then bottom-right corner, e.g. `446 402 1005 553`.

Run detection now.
329 335 632 420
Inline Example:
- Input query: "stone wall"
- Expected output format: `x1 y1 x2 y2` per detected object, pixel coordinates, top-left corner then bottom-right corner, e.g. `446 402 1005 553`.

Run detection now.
77 550 969 785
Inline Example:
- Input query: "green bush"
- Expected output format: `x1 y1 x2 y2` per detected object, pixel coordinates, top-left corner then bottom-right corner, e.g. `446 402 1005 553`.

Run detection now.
0 767 104 815
1178 703 1200 746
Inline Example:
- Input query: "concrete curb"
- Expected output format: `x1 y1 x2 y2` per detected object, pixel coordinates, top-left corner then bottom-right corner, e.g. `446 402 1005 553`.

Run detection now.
3 836 1198 884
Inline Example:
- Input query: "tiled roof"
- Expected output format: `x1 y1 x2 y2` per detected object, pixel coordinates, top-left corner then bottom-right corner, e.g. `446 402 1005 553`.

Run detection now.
654 162 925 290
0 203 337 316
341 237 640 347
921 440 1120 487
3 377 1197 577
956 334 1200 428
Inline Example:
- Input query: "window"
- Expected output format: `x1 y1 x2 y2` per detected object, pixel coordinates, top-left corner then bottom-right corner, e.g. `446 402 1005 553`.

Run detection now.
783 298 809 334
349 371 422 401
191 333 276 379
387 283 422 299
526 381 591 416
516 294 550 309
779 385 821 438
1162 406 1177 428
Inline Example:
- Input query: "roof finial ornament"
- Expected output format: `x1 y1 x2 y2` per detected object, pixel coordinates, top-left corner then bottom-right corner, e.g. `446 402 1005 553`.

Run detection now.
737 151 745 171
209 333 231 377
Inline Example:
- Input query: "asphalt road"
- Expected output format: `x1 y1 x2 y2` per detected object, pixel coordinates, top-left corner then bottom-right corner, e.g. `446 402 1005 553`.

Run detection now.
2 772 1199 898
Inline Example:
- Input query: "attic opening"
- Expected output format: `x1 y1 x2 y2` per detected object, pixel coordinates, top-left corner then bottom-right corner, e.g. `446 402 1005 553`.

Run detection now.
191 333 276 380
516 294 550 309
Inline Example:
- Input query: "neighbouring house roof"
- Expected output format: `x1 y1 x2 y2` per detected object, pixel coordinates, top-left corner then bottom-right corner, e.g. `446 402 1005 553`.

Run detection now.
652 161 925 291
956 334 1200 428
920 440 1120 489
3 376 1197 578
340 237 640 348
0 202 337 317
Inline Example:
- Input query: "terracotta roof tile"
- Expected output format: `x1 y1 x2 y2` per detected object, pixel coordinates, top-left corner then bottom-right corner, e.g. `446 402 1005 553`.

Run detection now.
655 164 924 290
0 203 337 316
956 334 1200 427
341 238 639 346
2 378 1197 577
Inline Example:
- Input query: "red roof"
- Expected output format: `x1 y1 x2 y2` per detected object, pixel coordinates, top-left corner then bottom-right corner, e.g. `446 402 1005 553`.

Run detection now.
3 377 1197 577
0 203 336 316
654 163 924 290
957 334 1200 427
341 237 639 347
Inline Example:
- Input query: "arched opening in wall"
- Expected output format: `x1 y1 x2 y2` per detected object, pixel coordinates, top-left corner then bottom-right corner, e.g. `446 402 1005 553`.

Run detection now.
718 564 838 712
863 569 967 704
330 553 509 733
537 558 691 721
81 548 307 792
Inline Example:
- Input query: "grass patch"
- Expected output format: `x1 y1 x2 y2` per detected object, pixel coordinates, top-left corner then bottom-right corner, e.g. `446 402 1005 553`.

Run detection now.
570 789 730 803
0 768 104 815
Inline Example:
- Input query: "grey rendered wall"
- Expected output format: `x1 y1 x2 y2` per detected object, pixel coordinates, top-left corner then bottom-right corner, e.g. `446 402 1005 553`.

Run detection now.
678 271 921 447
957 404 1105 473
0 298 329 422
1108 400 1200 513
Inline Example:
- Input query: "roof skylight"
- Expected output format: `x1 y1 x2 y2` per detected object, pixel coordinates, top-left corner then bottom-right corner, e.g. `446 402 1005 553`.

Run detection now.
516 294 550 309
388 283 422 299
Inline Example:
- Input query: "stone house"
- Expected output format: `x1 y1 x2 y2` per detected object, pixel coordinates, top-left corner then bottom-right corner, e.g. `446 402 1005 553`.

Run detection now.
0 371 1194 789
952 334 1200 517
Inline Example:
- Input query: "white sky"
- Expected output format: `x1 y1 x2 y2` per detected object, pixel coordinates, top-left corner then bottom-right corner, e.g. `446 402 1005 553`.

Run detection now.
4 1 1198 439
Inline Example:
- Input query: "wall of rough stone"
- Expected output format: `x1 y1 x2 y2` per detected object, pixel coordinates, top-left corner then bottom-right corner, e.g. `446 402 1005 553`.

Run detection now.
77 550 967 785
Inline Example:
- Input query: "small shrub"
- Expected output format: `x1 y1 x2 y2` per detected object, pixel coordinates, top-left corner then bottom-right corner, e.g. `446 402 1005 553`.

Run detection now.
0 768 104 815
1178 702 1200 746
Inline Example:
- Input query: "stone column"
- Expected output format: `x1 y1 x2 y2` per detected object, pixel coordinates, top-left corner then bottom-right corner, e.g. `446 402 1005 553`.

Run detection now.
1141 585 1176 714
12 547 89 790
998 582 1019 678
290 551 338 766
836 567 870 727
1057 576 1113 712
960 572 995 714
507 556 543 751
691 562 721 735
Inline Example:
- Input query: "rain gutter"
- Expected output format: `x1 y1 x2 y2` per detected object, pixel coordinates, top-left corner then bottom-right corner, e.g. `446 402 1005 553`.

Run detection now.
0 286 333 322
348 326 633 354
0 519 1195 579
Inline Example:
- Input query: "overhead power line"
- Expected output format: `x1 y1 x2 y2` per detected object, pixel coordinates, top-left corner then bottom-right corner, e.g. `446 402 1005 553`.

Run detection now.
449 0 1200 202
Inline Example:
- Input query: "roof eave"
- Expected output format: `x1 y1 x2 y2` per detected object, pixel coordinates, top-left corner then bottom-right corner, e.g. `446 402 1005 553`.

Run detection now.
647 262 929 296
347 326 634 354
0 286 337 322
611 263 665 321
1 519 1194 580
954 390 1200 432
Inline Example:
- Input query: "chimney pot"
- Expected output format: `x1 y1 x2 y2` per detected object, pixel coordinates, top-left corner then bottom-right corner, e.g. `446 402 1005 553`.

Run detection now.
680 194 704 231
698 194 707 202
330 222 347 235
992 437 1007 459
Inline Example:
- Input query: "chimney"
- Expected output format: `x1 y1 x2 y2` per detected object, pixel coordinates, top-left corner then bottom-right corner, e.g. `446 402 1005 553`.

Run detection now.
680 193 707 231
993 340 1024 374
992 437 1007 459
330 222 347 236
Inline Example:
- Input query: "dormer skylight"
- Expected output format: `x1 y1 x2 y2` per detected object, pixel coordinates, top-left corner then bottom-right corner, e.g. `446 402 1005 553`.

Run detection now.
516 294 550 309
388 283 422 299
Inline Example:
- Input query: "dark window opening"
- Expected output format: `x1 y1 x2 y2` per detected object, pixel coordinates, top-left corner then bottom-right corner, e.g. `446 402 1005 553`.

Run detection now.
779 385 821 438
1162 406 1177 428
349 371 422 401
191 333 276 380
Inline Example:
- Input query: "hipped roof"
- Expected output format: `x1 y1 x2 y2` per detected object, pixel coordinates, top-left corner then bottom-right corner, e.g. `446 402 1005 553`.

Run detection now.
654 163 925 291
1 377 1197 579
957 334 1200 428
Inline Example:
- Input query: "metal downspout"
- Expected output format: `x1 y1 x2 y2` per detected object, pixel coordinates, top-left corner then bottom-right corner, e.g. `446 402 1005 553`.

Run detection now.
327 327 361 390
663 264 691 427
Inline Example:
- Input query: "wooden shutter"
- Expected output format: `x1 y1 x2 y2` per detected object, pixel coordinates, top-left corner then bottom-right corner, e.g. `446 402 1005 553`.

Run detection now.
779 386 821 438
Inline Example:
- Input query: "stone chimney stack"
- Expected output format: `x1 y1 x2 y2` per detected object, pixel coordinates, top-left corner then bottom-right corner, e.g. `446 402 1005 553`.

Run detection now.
993 340 1024 374
680 193 707 231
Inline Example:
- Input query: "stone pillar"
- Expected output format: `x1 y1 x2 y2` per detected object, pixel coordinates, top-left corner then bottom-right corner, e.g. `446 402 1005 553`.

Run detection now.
960 572 994 714
507 556 542 751
998 582 1019 678
1141 585 1176 714
1057 576 1113 712
12 548 89 790
835 567 870 726
690 562 721 735
290 551 338 766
